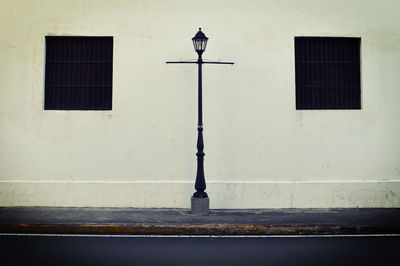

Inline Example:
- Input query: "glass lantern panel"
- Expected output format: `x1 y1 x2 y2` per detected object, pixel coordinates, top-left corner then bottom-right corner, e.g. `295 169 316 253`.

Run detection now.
202 40 207 50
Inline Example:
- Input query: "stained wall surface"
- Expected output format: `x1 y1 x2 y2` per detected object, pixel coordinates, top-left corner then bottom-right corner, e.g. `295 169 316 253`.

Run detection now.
0 0 399 207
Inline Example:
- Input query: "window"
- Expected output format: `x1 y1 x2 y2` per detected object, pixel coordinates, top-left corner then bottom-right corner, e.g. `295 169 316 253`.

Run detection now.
295 37 361 110
45 36 113 110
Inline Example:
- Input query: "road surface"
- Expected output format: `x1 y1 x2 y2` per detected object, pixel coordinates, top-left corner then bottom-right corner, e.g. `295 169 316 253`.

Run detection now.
1 234 398 266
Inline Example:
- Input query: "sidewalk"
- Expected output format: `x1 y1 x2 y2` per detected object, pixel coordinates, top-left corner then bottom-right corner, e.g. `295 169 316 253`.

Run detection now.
0 207 399 235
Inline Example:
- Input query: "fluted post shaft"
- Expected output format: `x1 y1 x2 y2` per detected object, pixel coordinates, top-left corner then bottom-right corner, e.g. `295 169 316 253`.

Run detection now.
193 54 207 198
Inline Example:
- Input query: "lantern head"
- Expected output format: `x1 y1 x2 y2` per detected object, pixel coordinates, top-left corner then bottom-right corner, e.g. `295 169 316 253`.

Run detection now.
192 28 208 56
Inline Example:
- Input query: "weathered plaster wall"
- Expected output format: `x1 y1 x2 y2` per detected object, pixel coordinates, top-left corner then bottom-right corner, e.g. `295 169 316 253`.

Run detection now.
0 0 399 207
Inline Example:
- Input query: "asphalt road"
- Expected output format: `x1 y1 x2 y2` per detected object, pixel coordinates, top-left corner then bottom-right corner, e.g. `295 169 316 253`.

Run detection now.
1 235 399 266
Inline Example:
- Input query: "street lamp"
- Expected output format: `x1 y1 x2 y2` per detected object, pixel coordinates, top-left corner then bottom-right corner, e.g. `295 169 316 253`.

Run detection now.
192 28 208 56
167 28 234 215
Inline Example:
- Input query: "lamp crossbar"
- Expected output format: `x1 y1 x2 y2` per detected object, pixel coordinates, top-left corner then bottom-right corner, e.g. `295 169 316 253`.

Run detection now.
166 60 234 65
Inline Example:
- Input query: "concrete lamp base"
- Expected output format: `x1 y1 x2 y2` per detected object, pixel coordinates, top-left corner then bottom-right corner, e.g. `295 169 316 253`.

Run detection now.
191 196 210 216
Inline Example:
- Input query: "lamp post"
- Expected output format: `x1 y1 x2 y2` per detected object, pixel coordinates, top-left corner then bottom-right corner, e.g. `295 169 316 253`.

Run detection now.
192 28 208 199
167 28 234 215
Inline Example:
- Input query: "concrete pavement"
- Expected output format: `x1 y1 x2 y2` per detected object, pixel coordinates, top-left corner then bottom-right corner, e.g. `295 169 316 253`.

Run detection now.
0 207 399 235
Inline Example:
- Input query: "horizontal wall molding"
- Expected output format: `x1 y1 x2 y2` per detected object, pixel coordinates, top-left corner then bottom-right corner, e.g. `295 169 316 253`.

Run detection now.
0 180 399 208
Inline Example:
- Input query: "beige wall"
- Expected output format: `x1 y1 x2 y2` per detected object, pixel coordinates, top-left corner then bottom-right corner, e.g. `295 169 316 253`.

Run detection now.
0 0 399 207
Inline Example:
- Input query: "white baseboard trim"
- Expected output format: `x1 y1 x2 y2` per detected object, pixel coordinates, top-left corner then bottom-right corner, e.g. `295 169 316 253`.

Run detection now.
0 179 399 208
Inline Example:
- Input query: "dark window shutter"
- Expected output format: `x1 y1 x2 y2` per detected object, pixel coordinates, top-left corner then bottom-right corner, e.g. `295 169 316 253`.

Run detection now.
295 37 361 110
45 36 113 110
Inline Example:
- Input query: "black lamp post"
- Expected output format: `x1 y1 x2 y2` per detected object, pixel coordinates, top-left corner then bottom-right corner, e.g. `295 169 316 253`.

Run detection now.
192 28 208 199
167 28 234 214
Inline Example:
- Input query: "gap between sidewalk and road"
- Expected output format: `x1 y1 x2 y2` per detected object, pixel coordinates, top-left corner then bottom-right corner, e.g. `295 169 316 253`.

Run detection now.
0 207 399 236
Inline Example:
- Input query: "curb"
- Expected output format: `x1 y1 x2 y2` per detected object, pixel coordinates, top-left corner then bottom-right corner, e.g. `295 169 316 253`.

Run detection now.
1 224 400 235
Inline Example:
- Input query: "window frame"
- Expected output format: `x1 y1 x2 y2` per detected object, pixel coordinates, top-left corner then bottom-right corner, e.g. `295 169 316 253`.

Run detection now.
294 36 361 110
44 36 114 111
